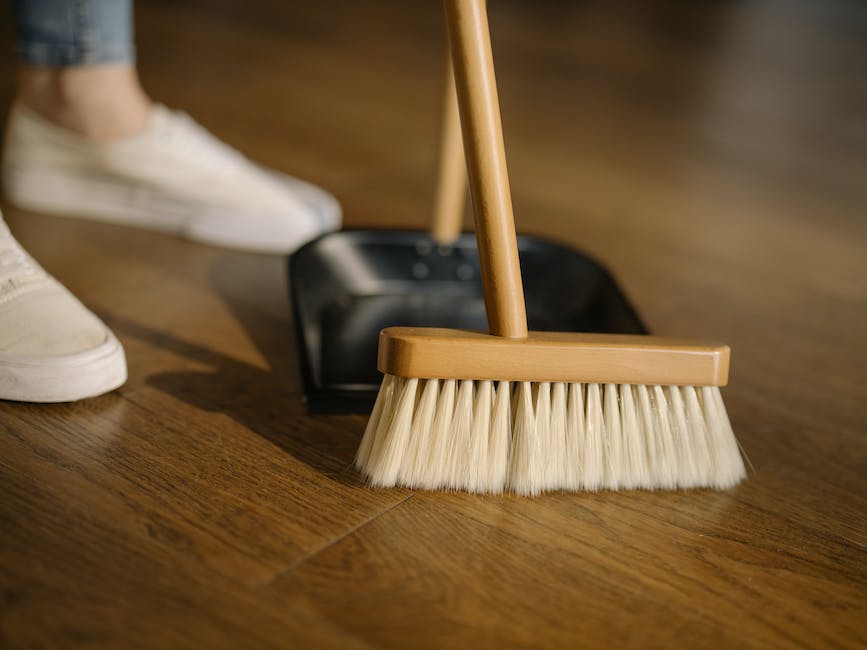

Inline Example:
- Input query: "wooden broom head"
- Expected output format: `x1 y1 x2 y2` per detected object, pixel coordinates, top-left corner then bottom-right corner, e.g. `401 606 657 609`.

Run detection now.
377 327 730 387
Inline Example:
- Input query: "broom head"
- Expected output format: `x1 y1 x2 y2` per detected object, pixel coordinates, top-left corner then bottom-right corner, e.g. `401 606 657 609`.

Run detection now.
356 327 746 495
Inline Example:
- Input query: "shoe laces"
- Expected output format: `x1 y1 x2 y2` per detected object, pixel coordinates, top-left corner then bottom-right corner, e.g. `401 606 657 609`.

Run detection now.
0 224 47 292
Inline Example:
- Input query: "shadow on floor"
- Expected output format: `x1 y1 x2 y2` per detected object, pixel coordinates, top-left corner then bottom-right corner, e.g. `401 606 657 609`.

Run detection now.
106 253 367 487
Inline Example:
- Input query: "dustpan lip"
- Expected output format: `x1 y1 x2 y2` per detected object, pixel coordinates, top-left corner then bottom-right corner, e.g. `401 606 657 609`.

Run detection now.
290 228 603 265
288 229 648 413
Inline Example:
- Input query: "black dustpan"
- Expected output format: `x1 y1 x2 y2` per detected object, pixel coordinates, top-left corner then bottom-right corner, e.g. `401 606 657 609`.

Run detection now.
289 229 646 413
288 60 645 413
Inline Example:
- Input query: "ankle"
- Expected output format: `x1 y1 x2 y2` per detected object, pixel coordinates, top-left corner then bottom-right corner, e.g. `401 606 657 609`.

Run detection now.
16 64 152 142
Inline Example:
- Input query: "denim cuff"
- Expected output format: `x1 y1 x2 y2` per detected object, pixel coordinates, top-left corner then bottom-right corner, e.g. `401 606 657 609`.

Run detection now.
14 42 136 66
13 0 135 67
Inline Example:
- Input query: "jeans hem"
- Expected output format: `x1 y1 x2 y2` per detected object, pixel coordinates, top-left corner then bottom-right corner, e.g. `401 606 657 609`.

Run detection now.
14 42 136 67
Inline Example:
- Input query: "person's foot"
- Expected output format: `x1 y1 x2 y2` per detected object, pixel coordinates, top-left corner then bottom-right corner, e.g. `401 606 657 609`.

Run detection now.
1 103 341 254
0 213 126 402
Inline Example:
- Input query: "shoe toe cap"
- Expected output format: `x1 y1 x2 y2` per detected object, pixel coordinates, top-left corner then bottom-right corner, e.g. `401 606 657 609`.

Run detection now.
269 171 342 232
0 283 112 359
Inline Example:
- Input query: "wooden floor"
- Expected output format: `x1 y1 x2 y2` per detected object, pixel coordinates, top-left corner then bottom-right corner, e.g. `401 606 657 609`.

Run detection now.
1 1 866 647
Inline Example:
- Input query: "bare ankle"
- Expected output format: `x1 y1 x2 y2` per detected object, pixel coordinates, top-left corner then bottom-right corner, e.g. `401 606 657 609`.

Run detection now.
16 64 152 142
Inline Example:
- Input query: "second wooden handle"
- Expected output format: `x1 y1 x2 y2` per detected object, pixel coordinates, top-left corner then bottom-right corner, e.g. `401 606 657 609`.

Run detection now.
444 0 528 339
431 61 466 244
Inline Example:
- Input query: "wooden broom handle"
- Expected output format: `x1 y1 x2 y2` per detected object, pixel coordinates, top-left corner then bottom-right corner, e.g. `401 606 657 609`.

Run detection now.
430 60 466 244
444 0 528 339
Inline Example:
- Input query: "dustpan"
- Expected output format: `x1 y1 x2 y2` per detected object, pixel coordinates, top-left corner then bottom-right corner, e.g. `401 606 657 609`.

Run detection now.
289 63 646 414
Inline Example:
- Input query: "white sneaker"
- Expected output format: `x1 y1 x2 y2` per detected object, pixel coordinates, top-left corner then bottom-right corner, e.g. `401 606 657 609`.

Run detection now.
1 104 341 254
0 214 126 402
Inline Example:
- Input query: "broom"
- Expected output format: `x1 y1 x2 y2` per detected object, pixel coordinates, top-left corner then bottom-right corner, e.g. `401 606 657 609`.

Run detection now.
356 0 746 495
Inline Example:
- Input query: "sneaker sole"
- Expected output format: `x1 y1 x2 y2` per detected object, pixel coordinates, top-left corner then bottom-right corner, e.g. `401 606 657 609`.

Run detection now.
0 331 127 403
4 165 338 254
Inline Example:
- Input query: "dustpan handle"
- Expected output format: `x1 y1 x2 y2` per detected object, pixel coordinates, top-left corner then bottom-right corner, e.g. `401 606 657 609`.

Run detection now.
444 0 528 339
430 59 466 244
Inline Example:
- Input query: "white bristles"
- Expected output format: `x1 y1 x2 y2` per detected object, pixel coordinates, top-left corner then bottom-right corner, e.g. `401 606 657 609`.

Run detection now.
583 383 605 490
603 382 623 489
422 379 456 488
669 385 701 487
703 386 747 488
533 383 553 492
466 380 493 492
682 386 712 484
507 382 537 495
488 381 511 491
356 376 747 494
365 377 417 486
549 383 568 491
397 377 439 485
356 373 395 472
445 380 475 488
650 385 678 489
619 385 650 488
563 383 583 490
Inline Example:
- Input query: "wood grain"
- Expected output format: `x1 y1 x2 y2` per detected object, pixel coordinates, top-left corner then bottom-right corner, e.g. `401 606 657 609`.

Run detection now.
446 0 528 339
429 59 466 244
377 327 731 385
1 0 865 648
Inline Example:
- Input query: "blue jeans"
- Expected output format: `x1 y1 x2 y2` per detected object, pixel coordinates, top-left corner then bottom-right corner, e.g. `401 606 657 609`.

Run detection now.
13 0 135 66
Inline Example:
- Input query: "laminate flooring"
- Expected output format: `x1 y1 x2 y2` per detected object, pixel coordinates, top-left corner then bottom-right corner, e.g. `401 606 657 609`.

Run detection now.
1 1 865 647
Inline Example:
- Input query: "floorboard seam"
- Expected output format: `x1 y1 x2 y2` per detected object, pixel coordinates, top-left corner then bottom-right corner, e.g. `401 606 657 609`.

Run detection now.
255 494 414 589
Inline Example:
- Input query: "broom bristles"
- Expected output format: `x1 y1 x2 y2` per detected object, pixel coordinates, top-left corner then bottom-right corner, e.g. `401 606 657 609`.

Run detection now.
356 376 746 495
